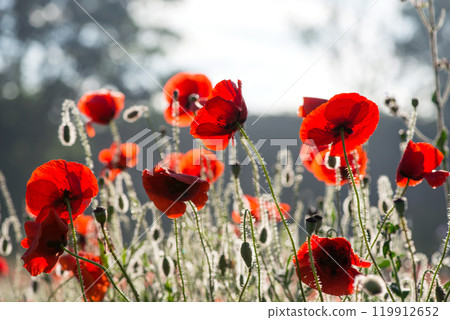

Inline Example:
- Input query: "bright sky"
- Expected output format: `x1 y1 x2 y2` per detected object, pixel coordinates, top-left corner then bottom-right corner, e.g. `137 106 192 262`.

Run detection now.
133 0 433 117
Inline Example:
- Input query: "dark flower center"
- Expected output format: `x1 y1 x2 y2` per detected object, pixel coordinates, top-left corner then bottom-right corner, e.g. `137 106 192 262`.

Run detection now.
46 235 67 254
316 244 351 276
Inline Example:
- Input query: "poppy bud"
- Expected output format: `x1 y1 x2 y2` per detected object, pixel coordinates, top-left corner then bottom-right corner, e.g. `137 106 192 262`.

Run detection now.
98 177 105 188
162 257 172 277
58 122 76 147
115 193 129 213
0 236 12 256
152 227 161 241
159 125 167 136
305 216 317 235
240 241 253 269
436 284 445 302
219 254 227 276
399 129 407 142
32 279 39 293
362 275 385 296
172 89 179 101
94 206 107 225
326 154 338 169
411 98 419 109
123 105 146 123
238 274 245 287
231 162 241 178
394 197 407 215
259 227 268 244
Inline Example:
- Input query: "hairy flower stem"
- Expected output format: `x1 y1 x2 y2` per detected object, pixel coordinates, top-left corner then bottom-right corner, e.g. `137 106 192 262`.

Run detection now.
340 130 395 301
247 209 262 302
61 246 130 302
101 225 140 301
367 181 410 255
65 198 87 302
307 235 324 302
427 194 450 301
174 218 187 301
238 268 252 302
238 124 306 301
189 201 214 302
398 209 418 301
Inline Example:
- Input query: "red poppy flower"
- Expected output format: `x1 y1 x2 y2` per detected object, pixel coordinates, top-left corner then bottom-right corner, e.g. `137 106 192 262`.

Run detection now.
396 140 449 188
142 166 210 219
159 152 184 171
301 144 367 186
163 72 212 127
0 257 9 276
26 160 99 223
293 235 371 296
190 80 247 151
180 149 225 183
60 252 110 302
298 97 328 118
98 142 140 181
231 195 291 223
78 89 125 137
299 93 379 156
74 214 95 237
21 207 69 276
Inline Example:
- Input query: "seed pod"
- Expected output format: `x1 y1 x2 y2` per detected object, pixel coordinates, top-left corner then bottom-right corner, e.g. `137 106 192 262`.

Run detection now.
313 214 323 233
411 98 419 109
240 242 253 269
94 206 107 225
305 216 317 235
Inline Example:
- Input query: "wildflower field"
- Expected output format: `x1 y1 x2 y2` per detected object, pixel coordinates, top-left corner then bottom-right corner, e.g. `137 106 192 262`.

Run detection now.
1 0 450 304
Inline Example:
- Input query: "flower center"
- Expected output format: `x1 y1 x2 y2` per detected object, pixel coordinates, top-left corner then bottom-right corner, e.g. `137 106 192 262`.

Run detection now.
315 244 351 276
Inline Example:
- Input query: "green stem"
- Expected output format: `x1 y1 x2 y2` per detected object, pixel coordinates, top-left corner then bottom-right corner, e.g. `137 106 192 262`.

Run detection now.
247 209 262 302
174 218 187 301
189 201 214 302
61 246 130 302
101 225 140 301
308 235 324 301
65 198 87 302
238 124 306 301
367 180 409 256
335 185 343 235
238 268 252 302
387 251 404 302
426 194 450 301
398 205 418 301
419 269 434 301
340 130 395 301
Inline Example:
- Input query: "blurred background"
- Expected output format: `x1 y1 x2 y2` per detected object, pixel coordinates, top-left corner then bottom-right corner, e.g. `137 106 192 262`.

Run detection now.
0 0 449 254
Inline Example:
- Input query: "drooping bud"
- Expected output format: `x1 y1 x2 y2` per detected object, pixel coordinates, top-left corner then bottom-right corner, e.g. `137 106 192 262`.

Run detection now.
436 283 445 302
394 197 407 215
123 105 146 123
231 162 241 178
399 129 407 142
162 257 172 277
362 275 385 296
93 206 107 225
259 227 268 244
159 125 167 136
240 242 253 269
58 122 77 147
115 193 129 213
219 254 227 276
